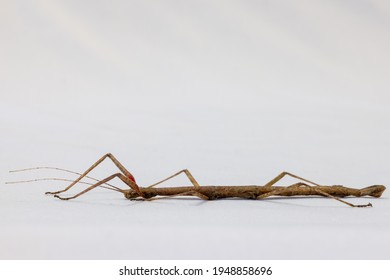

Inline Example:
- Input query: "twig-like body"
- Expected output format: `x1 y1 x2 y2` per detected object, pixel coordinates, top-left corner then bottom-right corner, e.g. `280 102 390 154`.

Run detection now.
8 153 386 207
122 185 385 200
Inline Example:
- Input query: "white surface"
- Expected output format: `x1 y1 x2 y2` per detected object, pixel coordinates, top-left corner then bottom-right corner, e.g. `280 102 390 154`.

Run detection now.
1 0 389 259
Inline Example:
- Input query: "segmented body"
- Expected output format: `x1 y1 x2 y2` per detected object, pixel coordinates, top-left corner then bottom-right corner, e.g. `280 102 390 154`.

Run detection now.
124 185 386 200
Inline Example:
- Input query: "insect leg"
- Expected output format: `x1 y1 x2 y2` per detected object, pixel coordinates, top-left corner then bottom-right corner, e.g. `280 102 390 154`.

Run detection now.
257 183 372 207
146 169 200 188
45 153 138 195
53 173 140 200
307 186 372 207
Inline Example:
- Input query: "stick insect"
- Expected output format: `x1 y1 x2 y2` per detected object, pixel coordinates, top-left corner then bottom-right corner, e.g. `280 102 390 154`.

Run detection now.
8 153 386 207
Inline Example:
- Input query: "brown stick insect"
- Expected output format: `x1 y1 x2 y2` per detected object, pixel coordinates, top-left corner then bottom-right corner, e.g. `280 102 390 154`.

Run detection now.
8 153 386 207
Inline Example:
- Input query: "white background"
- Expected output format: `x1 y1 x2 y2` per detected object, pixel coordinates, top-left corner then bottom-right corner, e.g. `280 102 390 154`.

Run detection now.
1 0 389 259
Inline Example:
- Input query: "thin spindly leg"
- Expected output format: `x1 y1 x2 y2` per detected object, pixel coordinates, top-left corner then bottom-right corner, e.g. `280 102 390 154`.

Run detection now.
54 173 140 200
264 171 320 187
46 153 139 195
146 190 209 201
308 186 371 208
146 169 200 188
257 183 372 207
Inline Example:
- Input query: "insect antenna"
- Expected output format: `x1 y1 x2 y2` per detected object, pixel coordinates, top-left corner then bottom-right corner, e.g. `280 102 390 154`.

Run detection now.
8 166 124 193
5 178 124 193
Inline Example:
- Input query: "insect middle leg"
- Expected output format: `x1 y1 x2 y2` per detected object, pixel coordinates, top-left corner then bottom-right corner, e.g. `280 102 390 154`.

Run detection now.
146 169 200 188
